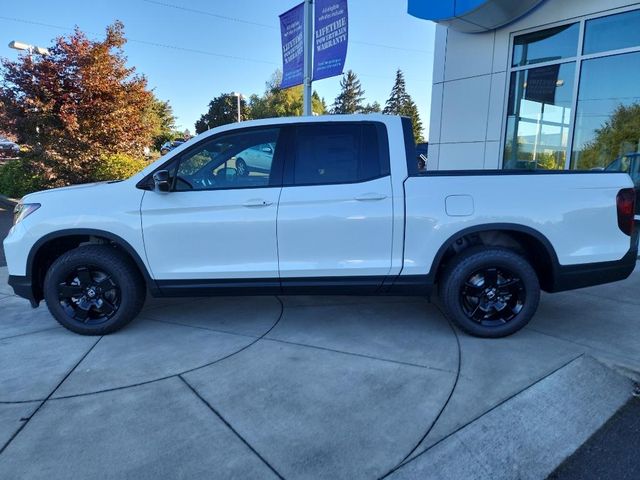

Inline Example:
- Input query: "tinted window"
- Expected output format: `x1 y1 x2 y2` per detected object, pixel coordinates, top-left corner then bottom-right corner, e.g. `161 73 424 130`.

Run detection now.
292 124 388 186
584 9 640 55
175 128 280 191
512 23 579 67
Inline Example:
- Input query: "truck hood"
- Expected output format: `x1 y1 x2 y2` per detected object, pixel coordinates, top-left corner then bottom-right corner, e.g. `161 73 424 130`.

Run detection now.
21 180 124 203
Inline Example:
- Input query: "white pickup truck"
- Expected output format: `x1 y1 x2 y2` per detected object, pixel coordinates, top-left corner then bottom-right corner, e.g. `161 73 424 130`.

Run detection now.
4 115 638 337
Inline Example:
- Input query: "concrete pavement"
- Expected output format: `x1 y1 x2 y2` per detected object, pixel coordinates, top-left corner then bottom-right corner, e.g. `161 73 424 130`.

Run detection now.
0 265 638 479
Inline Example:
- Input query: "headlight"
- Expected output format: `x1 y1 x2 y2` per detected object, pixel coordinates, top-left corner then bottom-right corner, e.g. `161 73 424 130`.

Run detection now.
13 203 41 225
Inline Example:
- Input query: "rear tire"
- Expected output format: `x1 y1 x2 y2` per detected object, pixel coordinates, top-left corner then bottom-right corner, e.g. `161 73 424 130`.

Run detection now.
439 247 540 338
44 245 146 335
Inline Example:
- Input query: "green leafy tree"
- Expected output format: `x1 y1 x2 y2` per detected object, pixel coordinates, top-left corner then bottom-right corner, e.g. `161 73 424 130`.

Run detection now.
250 70 326 118
146 96 178 151
0 21 156 186
578 103 640 169
383 69 424 141
195 93 249 134
332 70 365 114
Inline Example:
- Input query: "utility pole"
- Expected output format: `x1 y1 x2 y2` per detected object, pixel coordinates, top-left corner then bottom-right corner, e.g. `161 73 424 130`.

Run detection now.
231 92 243 122
303 0 314 116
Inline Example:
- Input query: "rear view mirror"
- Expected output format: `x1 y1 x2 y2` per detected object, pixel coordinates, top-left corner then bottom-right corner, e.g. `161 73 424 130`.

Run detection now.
153 170 171 192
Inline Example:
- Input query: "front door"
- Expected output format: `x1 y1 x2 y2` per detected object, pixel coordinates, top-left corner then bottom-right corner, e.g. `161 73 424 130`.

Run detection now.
141 127 284 282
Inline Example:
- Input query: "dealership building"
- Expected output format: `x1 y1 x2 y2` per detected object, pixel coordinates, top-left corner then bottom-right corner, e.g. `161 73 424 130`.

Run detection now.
409 0 640 174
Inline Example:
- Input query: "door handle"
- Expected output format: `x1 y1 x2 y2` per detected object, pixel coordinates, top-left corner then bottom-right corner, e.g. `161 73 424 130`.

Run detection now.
354 193 387 201
243 199 273 208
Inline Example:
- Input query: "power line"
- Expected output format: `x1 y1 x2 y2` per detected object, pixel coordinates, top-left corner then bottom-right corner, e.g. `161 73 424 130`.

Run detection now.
0 15 429 83
0 15 278 65
140 0 433 54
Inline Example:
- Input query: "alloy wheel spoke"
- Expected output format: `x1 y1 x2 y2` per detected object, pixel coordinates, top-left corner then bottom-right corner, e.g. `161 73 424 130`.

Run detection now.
58 284 83 298
95 277 114 291
75 306 91 322
484 268 498 287
463 282 484 296
99 299 116 315
76 267 92 287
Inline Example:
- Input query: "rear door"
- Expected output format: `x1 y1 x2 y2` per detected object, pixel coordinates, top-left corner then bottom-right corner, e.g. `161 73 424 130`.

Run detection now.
277 122 394 292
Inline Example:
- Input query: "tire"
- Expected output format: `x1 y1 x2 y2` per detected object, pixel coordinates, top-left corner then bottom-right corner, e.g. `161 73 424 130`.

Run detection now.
44 245 146 335
439 246 540 338
236 158 249 176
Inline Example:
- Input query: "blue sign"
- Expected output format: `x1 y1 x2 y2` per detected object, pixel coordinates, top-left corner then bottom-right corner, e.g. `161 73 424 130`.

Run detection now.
280 3 305 88
313 0 348 81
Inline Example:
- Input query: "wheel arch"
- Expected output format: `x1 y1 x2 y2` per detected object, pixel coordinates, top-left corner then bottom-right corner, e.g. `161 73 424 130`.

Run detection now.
27 229 156 302
428 223 560 292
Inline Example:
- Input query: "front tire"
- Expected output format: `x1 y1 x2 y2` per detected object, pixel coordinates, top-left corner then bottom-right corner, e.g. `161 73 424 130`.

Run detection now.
236 158 249 176
44 245 146 335
439 247 540 338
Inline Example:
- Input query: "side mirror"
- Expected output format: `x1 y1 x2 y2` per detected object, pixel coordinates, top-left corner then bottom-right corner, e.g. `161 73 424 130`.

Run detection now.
153 170 171 192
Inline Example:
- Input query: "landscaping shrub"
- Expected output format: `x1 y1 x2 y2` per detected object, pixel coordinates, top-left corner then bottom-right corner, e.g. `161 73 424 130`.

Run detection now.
92 153 148 182
0 159 45 199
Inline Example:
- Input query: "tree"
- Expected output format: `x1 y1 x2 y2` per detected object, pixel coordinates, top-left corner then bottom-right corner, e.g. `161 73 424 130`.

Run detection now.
332 70 365 114
146 96 177 151
0 21 157 185
361 101 381 114
250 70 326 119
195 93 249 134
577 103 640 169
383 69 424 142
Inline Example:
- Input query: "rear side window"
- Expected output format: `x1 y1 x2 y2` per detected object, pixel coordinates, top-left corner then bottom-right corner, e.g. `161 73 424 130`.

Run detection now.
291 123 389 186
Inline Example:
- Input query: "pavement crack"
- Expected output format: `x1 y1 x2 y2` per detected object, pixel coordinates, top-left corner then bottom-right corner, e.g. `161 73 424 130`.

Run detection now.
386 353 586 476
378 304 463 479
262 336 456 374
0 326 61 342
49 296 286 401
178 375 285 480
140 316 260 340
0 335 103 456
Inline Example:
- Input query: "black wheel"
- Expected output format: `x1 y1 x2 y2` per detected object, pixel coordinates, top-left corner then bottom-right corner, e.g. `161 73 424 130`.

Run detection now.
236 158 249 176
439 247 540 338
44 245 146 335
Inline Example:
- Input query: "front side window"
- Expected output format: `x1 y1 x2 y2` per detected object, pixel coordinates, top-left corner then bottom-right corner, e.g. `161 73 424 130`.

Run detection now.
292 123 388 186
174 128 280 191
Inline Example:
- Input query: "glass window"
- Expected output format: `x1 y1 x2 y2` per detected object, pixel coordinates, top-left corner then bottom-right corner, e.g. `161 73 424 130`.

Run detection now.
584 10 640 55
175 128 280 191
571 52 640 170
293 124 387 185
512 23 580 67
504 62 576 169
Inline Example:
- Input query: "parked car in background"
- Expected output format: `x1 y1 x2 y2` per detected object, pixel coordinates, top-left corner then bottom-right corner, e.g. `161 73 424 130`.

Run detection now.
235 142 275 176
605 153 640 216
4 115 637 339
0 138 20 157
160 140 185 156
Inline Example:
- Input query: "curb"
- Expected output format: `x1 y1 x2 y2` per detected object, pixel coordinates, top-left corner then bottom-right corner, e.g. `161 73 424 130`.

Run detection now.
0 194 18 209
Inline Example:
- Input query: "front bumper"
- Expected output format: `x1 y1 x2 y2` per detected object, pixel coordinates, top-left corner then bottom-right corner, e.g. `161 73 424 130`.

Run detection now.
8 275 39 308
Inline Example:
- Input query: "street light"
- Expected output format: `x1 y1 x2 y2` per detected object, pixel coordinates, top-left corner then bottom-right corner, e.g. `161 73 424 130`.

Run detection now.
9 40 50 60
231 92 243 123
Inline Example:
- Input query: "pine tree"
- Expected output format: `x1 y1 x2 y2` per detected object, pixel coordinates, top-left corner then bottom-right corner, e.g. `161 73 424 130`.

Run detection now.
332 70 365 114
361 101 381 114
384 69 424 141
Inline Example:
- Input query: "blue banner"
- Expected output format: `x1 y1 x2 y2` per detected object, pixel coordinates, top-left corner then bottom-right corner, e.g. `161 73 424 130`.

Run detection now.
279 3 305 88
313 0 348 81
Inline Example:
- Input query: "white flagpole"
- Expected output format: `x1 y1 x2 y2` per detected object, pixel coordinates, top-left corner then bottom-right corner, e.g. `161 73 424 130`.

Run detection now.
303 0 314 116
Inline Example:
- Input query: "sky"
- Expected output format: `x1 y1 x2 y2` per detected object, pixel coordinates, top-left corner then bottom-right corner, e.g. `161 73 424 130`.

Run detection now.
0 0 436 136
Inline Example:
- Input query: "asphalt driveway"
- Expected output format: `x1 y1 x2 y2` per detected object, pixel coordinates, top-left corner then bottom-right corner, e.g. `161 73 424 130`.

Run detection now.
0 262 638 479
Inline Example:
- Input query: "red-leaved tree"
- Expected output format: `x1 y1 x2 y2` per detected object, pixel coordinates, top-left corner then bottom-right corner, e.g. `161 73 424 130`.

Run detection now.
0 21 156 185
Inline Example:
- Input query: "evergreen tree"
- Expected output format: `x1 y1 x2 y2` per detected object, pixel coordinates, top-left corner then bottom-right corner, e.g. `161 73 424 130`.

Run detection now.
332 70 365 114
383 69 424 141
361 101 381 114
